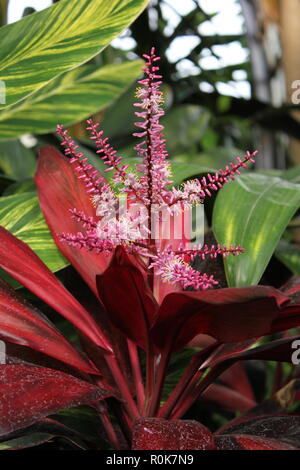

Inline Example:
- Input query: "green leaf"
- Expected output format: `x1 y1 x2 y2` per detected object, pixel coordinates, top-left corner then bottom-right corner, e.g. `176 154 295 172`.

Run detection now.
0 433 53 450
162 105 211 155
275 239 300 275
212 174 300 286
281 166 300 184
0 0 8 26
0 61 143 140
0 140 36 179
0 0 147 108
2 179 36 196
0 192 68 273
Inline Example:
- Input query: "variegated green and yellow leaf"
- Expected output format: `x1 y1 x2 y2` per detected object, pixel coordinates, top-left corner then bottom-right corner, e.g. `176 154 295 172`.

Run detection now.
0 192 68 273
0 60 142 140
0 0 148 108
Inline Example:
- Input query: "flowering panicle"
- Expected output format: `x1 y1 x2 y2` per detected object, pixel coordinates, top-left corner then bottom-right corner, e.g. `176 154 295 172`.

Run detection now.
133 48 173 206
56 125 105 195
169 151 257 212
57 48 257 291
149 252 218 290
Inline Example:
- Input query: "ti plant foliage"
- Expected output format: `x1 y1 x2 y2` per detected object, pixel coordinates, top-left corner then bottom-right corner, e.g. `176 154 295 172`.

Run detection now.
0 50 300 451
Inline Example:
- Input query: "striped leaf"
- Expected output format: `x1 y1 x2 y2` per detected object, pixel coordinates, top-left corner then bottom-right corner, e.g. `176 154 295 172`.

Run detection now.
0 0 147 108
0 192 68 273
0 60 143 140
212 174 300 287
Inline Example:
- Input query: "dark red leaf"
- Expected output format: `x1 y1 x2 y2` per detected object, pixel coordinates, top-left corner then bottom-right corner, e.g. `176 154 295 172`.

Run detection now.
132 418 216 450
212 336 300 368
0 365 110 436
202 383 256 413
216 414 300 442
152 286 289 351
0 278 99 374
35 146 111 295
96 247 158 349
215 434 297 450
0 226 112 352
219 362 256 403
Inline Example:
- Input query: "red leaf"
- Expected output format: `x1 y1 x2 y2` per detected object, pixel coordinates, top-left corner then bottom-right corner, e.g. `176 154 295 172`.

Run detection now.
0 226 112 352
0 278 98 375
35 146 111 296
219 362 256 403
132 418 216 450
153 208 192 303
202 383 256 413
0 365 109 436
96 247 158 349
216 414 300 442
152 286 289 351
215 434 297 450
210 335 300 368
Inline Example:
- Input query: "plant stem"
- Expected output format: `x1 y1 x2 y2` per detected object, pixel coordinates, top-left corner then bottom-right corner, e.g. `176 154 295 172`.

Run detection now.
144 341 156 415
170 363 228 419
104 353 139 421
148 347 172 417
127 339 145 412
96 403 124 450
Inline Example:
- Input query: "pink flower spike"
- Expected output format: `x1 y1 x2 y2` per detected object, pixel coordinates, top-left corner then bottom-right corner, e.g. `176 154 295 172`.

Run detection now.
56 125 105 195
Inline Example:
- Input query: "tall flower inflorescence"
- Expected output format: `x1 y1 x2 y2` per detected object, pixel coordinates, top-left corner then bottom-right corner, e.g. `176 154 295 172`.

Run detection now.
58 48 257 291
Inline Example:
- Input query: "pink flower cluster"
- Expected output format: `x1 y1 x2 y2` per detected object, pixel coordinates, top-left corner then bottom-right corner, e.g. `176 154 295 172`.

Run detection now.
58 48 257 291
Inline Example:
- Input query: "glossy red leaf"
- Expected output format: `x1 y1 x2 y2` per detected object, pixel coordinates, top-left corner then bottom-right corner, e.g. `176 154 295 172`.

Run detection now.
0 226 112 352
208 335 300 372
35 146 111 296
132 418 216 450
96 247 158 349
0 278 98 375
152 286 290 352
0 365 110 436
215 434 297 450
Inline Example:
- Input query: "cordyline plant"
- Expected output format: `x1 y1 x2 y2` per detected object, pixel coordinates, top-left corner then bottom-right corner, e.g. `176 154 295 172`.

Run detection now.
1 50 300 450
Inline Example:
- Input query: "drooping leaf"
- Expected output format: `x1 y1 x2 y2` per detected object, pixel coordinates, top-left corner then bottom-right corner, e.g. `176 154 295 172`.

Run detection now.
0 365 109 436
0 61 142 140
0 191 68 273
35 146 111 296
0 140 36 179
0 277 98 375
213 174 300 286
0 226 112 351
152 286 289 352
0 0 148 108
132 418 216 450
